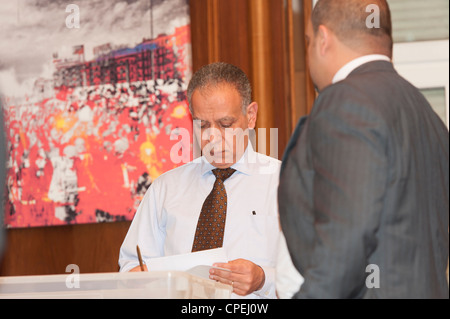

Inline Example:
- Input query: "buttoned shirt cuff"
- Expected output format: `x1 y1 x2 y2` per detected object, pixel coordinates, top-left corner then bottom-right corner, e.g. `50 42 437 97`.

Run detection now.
254 265 276 299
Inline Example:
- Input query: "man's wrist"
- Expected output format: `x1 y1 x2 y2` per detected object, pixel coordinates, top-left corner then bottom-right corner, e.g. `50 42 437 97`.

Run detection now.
255 265 265 291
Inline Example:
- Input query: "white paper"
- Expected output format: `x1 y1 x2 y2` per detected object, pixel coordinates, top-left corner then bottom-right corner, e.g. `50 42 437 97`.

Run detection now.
186 265 231 280
145 248 228 273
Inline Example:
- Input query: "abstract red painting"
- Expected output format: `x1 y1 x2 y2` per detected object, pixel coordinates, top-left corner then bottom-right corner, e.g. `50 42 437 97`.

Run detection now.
0 0 193 227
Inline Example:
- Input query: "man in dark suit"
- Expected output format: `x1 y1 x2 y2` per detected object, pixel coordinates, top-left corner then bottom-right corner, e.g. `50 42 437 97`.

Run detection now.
278 0 449 298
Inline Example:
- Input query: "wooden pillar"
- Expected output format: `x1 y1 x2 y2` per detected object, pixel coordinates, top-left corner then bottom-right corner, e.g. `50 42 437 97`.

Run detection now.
303 0 317 115
206 0 220 63
286 0 316 130
248 0 275 134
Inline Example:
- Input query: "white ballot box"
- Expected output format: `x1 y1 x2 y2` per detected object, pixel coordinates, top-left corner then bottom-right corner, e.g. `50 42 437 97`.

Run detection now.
0 271 232 299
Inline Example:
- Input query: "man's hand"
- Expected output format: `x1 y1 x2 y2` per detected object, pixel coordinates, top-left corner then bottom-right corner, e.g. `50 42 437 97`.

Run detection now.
129 264 148 272
209 259 265 296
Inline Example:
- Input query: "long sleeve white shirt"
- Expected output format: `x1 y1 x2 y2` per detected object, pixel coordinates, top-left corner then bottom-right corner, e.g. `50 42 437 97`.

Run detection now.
119 143 281 299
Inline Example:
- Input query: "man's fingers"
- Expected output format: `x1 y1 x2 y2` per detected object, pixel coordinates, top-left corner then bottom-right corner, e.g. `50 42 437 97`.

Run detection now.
209 267 239 282
213 259 248 274
210 259 265 296
212 262 229 269
129 264 148 272
210 267 231 277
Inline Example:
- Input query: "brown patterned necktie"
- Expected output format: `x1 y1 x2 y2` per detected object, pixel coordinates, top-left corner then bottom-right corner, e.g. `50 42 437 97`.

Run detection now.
192 168 236 252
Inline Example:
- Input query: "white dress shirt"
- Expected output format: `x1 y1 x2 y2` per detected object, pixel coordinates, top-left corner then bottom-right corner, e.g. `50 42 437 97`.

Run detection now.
276 233 305 299
119 143 281 299
332 54 391 84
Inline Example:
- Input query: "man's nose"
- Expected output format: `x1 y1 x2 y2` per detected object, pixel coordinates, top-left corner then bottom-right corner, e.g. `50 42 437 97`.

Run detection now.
202 127 223 142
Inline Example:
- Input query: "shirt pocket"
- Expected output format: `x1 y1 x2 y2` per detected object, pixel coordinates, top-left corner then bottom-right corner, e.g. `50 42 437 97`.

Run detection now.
244 213 280 266
247 213 279 237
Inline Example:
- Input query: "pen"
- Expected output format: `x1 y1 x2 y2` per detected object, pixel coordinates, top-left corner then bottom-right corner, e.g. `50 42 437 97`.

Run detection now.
136 245 145 272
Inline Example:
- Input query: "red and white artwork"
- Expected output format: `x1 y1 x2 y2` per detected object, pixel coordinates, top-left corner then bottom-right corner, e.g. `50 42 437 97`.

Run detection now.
0 0 193 227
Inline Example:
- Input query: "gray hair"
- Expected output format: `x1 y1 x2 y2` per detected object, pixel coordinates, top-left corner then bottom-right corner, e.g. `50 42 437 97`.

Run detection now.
187 62 252 115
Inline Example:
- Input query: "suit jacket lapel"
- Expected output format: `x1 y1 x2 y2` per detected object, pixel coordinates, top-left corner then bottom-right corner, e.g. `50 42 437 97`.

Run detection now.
280 116 308 173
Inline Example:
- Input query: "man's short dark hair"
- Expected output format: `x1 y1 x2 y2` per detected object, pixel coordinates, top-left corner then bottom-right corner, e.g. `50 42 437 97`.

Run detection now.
312 0 393 57
187 62 252 114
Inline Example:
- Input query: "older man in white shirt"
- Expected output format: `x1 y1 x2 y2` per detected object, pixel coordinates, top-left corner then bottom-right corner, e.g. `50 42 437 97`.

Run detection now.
119 62 281 299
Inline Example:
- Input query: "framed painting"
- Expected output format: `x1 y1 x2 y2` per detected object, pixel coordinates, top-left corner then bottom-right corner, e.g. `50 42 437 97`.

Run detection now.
0 0 193 227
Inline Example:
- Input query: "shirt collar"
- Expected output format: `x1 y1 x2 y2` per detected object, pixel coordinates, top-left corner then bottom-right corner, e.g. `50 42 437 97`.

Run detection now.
332 54 391 84
200 142 257 177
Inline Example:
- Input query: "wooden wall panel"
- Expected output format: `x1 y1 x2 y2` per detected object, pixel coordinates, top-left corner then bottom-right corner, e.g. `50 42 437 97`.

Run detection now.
217 0 251 73
189 0 215 68
190 0 251 74
0 221 131 276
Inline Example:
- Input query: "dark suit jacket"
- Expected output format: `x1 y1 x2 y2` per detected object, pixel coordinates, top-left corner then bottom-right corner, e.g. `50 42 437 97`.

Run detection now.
278 61 449 298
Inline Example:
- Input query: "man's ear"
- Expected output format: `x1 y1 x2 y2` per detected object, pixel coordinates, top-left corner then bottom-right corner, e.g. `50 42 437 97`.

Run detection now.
246 102 258 130
317 25 332 56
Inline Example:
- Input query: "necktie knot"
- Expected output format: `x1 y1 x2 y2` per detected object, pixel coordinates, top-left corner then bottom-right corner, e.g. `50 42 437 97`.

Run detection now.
212 168 236 181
